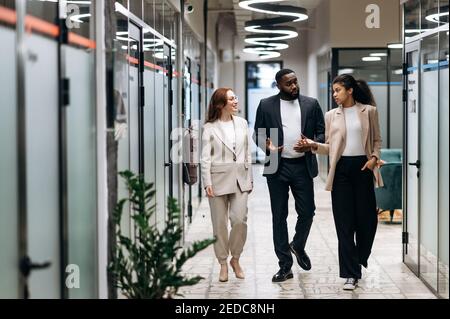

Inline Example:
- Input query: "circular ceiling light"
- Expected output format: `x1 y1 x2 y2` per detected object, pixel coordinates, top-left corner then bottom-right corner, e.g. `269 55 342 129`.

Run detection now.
239 0 308 22
425 5 449 23
239 0 308 59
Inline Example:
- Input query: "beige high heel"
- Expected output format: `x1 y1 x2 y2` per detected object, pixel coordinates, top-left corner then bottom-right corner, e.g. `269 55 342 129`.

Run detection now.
219 264 228 282
230 258 245 279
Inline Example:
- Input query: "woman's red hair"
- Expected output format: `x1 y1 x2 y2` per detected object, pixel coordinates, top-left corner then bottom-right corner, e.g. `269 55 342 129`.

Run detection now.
206 87 232 123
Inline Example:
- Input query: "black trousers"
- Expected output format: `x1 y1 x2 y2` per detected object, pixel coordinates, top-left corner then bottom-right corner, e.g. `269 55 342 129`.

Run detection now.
331 156 378 279
266 157 315 270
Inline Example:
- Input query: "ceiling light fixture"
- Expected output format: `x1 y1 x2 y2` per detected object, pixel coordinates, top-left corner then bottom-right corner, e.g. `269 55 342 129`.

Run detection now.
362 57 382 62
370 53 388 57
239 0 308 22
388 43 403 49
239 0 308 59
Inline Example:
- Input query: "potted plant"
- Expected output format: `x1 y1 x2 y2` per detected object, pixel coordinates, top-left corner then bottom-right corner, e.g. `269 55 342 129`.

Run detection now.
109 170 215 299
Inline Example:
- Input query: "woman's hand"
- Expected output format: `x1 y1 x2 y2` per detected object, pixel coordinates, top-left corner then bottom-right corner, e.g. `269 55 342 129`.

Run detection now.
361 157 378 171
205 185 215 198
266 138 283 153
376 159 386 168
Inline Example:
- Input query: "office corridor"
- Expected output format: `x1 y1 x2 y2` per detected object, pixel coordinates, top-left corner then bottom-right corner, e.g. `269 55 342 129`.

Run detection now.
179 165 437 299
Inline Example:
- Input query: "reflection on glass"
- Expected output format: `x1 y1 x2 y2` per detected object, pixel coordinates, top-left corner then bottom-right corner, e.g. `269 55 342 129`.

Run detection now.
26 0 57 24
154 0 164 35
404 0 421 37
114 12 131 238
65 1 92 38
422 0 446 30
0 0 15 10
130 0 143 18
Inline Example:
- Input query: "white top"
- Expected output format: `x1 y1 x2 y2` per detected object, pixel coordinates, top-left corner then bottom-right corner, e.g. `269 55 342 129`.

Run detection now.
218 119 236 150
280 99 304 158
342 106 366 156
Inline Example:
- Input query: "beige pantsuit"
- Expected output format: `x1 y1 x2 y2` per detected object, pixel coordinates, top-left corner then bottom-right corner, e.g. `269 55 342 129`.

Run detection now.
208 191 248 264
201 115 253 264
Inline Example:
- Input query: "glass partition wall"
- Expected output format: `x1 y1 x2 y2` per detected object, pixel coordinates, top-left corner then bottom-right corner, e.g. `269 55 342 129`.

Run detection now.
403 0 449 299
0 0 97 298
0 0 19 299
112 1 180 235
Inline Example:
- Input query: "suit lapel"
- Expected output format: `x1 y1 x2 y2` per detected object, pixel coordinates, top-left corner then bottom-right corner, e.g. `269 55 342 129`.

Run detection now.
212 118 236 154
357 103 369 151
335 106 346 143
299 95 307 133
273 95 283 132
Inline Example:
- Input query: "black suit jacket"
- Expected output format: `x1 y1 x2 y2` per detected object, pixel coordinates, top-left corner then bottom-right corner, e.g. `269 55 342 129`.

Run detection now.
252 93 325 178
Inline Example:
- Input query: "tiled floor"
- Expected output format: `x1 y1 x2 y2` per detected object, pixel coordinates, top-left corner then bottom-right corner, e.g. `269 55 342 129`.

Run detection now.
178 165 437 299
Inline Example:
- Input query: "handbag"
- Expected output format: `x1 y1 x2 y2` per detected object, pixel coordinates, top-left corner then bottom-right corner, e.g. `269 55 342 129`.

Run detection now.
182 126 198 185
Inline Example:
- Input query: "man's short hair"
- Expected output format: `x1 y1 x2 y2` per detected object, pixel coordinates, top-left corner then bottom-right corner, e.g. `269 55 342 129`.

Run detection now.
275 69 295 83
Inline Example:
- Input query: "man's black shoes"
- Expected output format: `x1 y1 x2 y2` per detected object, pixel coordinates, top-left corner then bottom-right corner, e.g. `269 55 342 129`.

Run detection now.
272 268 293 282
289 242 312 271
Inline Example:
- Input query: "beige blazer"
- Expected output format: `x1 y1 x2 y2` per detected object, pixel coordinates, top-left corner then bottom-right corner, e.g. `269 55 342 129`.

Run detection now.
201 115 253 196
314 103 384 191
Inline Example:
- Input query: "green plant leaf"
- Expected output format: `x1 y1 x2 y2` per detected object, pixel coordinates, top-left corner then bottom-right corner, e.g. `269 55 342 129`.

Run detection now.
109 170 214 299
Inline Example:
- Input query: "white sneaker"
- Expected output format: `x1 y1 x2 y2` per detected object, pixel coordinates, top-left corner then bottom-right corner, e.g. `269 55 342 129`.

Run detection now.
343 278 358 290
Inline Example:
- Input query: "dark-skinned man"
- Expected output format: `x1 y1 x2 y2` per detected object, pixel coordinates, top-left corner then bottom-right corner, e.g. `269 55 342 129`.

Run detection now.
253 69 325 282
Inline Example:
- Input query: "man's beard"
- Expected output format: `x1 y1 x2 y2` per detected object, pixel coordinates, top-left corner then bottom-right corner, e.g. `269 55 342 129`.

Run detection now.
280 90 299 101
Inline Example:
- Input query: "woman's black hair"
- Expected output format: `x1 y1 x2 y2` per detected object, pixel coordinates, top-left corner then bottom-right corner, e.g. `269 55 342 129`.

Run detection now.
332 74 376 106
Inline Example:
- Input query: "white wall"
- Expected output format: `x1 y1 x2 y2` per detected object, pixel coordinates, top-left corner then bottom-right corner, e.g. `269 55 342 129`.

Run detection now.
282 34 309 96
306 0 331 98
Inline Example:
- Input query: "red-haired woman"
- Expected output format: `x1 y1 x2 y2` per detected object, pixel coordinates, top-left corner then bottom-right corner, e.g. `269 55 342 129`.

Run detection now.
201 88 253 282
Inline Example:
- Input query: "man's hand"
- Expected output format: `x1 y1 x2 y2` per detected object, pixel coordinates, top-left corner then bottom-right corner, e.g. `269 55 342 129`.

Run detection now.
266 138 283 153
294 136 317 153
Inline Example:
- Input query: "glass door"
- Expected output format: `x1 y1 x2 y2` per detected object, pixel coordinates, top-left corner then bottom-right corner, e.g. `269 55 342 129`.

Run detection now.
114 15 144 239
0 0 19 299
404 41 420 274
418 33 439 291
438 25 449 299
23 0 60 298
62 1 97 298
